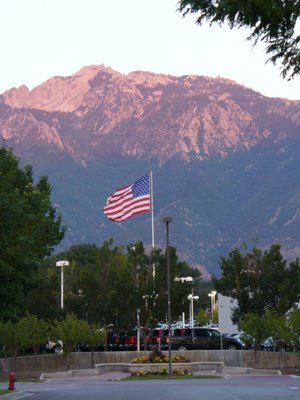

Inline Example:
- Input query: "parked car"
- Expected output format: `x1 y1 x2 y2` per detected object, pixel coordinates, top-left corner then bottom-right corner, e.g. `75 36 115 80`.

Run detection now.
106 331 127 351
41 339 63 353
150 328 169 350
124 330 140 350
261 337 295 352
224 333 254 350
161 327 246 350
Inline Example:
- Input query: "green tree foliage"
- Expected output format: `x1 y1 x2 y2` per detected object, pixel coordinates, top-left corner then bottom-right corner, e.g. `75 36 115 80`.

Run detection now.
196 309 210 326
71 240 130 327
263 309 290 345
33 240 201 329
240 309 290 352
213 244 300 325
0 315 49 360
0 318 32 369
286 307 300 347
178 0 300 79
0 321 17 358
239 312 268 351
81 323 106 367
288 307 300 334
0 147 65 320
22 314 49 356
151 245 201 326
25 265 61 321
212 309 218 325
52 313 88 368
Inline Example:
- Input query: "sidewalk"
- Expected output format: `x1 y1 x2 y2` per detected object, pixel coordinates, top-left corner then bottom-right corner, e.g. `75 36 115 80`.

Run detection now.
40 369 131 380
40 366 281 380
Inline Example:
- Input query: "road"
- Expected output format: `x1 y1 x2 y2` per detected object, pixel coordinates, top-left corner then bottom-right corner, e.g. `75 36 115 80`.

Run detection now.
2 373 300 400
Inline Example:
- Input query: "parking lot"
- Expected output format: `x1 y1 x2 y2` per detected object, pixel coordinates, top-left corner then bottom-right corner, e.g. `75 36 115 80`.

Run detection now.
1 372 300 400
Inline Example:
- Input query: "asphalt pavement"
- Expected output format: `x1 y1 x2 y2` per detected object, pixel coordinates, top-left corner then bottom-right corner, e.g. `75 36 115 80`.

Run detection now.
0 368 297 400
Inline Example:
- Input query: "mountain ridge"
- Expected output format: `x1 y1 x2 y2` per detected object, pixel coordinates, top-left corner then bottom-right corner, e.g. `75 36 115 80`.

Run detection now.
2 65 300 163
1 65 300 275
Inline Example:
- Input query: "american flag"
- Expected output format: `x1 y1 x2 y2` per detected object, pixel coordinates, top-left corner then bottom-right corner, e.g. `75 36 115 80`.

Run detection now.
103 174 151 222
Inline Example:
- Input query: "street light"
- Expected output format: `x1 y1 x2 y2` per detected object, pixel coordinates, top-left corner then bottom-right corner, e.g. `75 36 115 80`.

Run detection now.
174 276 193 283
163 216 172 376
208 290 217 320
142 294 150 310
136 308 140 352
174 276 193 327
56 260 69 309
187 293 199 328
130 246 142 352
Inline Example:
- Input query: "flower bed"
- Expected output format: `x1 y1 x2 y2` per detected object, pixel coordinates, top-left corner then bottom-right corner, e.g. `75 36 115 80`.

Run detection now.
130 350 191 376
131 367 190 377
131 350 190 365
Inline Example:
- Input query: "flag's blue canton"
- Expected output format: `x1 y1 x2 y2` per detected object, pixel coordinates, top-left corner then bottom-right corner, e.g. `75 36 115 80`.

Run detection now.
132 175 150 198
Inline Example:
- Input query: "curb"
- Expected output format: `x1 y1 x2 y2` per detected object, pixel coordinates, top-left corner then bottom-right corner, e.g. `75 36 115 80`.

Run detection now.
1 391 29 399
223 366 281 375
41 365 282 379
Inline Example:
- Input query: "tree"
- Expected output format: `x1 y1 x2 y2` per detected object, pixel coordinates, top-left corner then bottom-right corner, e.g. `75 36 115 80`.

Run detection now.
212 309 218 325
1 314 50 370
0 318 32 370
73 240 130 327
52 314 88 369
25 265 62 321
196 309 210 326
152 245 201 325
22 314 49 356
286 307 300 347
240 309 289 355
239 312 268 352
0 146 65 320
213 244 300 325
81 323 106 367
178 0 300 79
288 307 300 334
34 240 200 330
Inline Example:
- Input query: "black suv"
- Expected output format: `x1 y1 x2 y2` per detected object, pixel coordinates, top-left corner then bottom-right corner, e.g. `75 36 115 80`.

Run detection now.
163 327 246 350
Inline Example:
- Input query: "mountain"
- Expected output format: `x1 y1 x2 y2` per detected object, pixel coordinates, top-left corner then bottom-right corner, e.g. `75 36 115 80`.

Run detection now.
1 64 300 277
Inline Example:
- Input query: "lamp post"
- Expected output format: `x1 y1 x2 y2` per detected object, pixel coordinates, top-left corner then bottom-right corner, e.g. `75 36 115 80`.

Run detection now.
174 276 193 327
187 292 199 328
130 246 141 352
163 216 172 376
56 260 69 310
208 290 217 320
136 308 140 352
142 294 150 310
174 276 193 283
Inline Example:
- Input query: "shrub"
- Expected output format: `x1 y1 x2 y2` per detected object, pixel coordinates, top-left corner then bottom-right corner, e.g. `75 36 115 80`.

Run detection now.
131 355 149 364
131 350 190 364
149 349 167 363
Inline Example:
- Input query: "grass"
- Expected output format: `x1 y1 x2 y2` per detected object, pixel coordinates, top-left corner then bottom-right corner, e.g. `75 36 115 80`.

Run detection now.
0 389 11 396
0 378 45 397
123 375 224 381
0 378 44 383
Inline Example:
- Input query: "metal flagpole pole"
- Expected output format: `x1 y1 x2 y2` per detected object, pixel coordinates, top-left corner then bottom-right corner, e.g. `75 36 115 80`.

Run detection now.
150 171 155 279
150 170 155 249
163 217 172 376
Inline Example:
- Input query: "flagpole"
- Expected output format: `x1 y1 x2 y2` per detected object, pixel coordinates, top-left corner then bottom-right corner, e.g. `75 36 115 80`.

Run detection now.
150 170 155 279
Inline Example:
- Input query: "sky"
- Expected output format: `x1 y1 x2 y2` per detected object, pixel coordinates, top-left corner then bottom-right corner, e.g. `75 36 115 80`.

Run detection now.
0 0 299 100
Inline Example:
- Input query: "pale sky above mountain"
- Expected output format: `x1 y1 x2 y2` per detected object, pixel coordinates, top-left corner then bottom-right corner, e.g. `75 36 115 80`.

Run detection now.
1 0 299 100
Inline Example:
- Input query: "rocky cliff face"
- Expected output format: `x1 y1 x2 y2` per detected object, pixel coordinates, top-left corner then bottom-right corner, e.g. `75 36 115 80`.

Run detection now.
2 65 300 164
1 65 300 275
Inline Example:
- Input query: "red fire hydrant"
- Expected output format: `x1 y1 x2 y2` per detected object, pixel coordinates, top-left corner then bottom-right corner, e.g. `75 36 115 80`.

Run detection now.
8 371 16 391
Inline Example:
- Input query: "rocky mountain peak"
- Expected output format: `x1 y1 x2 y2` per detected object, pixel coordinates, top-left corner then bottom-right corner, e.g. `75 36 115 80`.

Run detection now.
1 65 300 165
